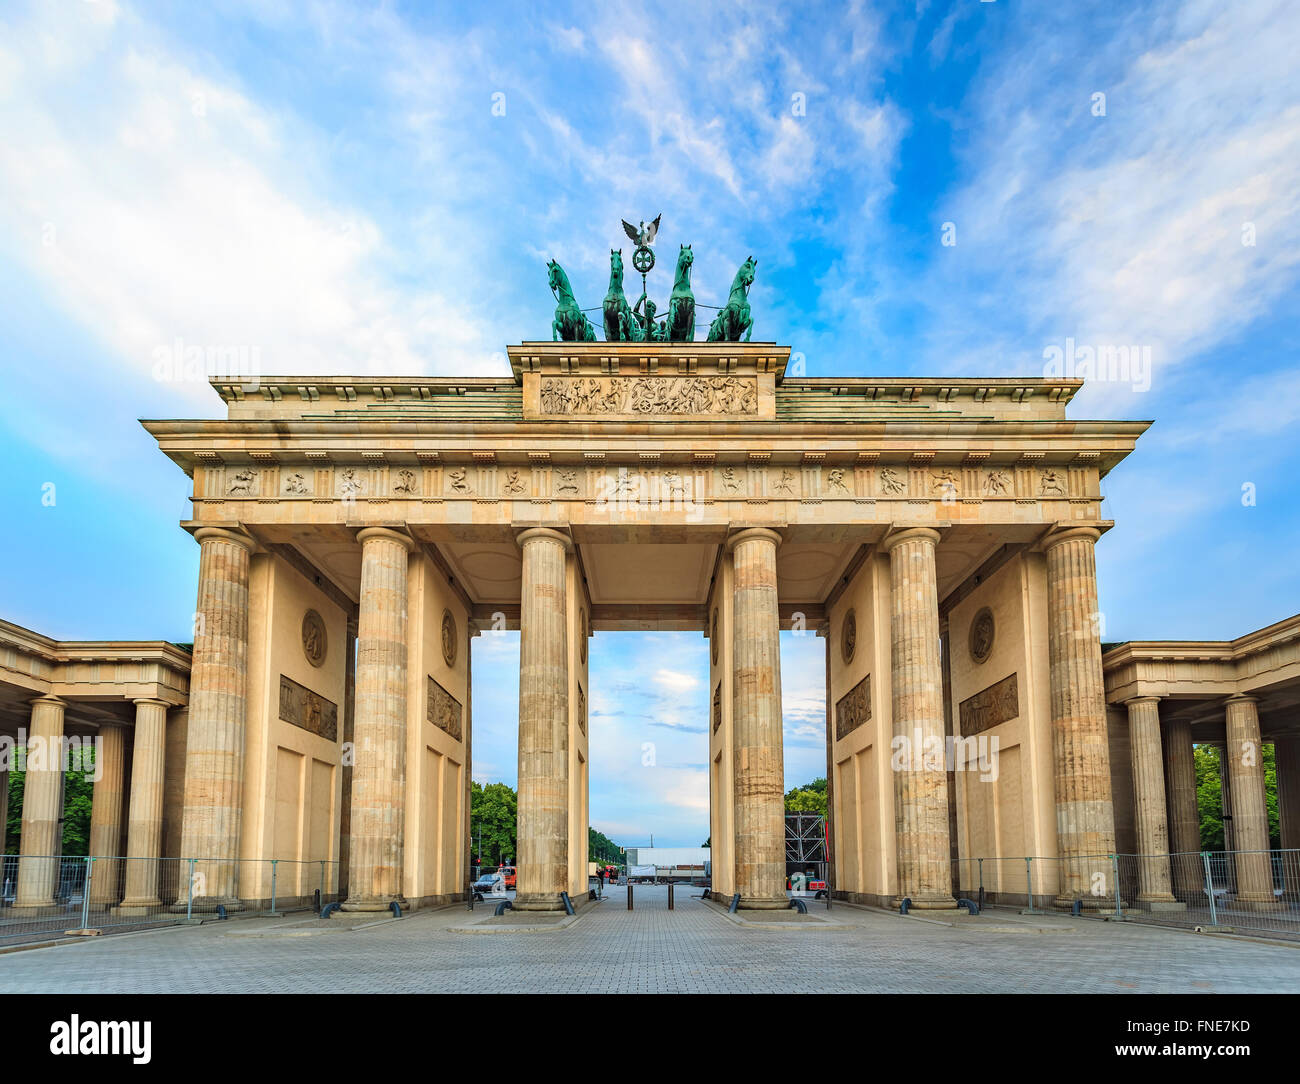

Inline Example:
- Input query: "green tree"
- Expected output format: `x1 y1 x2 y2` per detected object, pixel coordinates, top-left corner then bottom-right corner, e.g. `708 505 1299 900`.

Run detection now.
588 826 622 864
5 756 96 856
784 777 828 816
1194 743 1280 851
469 780 517 866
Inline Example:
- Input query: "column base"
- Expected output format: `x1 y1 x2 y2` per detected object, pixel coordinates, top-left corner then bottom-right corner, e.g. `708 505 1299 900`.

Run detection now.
340 895 407 913
1054 895 1121 912
1232 896 1285 912
1136 895 1187 912
10 899 56 911
895 895 958 911
115 898 162 914
168 896 245 914
511 893 566 912
737 895 792 911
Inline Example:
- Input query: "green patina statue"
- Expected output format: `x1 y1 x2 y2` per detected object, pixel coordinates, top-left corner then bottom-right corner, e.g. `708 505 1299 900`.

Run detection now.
603 249 635 342
662 244 695 342
631 292 662 342
549 223 757 342
548 259 597 342
706 256 757 342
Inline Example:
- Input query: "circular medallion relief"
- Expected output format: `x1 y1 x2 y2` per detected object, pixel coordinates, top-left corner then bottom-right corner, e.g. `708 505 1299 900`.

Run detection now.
580 609 588 664
441 609 457 668
302 610 327 668
970 607 995 664
841 609 857 664
711 608 719 666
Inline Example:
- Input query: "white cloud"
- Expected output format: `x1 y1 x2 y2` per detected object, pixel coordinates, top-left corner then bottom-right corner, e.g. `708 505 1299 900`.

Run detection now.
0 0 503 427
652 668 699 694
912 0 1300 407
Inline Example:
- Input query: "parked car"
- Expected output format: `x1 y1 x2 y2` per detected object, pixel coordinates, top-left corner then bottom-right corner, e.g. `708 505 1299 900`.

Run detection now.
472 871 504 895
497 865 517 890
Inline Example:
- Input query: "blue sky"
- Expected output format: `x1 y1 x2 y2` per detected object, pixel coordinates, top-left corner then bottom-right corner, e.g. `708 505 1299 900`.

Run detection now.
1 1 1298 846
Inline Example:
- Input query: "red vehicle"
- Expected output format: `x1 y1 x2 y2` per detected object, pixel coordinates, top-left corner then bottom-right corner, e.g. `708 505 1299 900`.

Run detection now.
497 865 517 890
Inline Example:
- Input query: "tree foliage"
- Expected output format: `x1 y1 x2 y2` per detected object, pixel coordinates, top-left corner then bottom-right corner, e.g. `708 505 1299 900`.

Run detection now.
588 826 621 864
1194 743 1279 851
5 759 96 857
469 780 517 866
468 780 624 867
784 777 827 817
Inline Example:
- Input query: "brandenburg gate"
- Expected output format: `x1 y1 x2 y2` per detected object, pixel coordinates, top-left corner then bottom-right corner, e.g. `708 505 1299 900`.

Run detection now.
142 339 1148 911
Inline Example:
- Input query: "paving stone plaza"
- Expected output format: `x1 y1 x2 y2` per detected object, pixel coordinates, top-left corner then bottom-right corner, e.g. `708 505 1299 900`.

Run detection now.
2 887 1298 995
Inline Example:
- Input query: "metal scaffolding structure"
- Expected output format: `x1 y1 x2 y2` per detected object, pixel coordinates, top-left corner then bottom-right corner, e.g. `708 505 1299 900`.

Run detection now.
785 813 827 867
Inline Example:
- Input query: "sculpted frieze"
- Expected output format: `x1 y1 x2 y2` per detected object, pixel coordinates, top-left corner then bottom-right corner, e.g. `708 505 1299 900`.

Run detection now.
539 375 757 416
427 675 464 741
278 674 338 741
958 672 1019 736
835 674 871 741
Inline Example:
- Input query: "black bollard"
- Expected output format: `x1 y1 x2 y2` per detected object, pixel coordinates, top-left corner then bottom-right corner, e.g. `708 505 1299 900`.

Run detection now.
668 881 674 910
628 882 634 911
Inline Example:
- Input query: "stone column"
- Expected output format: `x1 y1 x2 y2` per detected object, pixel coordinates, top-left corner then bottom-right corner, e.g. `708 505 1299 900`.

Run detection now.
0 765 8 856
87 722 127 907
119 699 169 910
343 528 414 912
1223 695 1280 910
1275 734 1300 899
1163 715 1201 895
337 614 358 902
1125 697 1179 908
820 622 836 894
15 696 66 909
464 623 475 899
728 528 787 909
883 528 956 910
513 527 571 911
177 526 254 911
1044 527 1117 908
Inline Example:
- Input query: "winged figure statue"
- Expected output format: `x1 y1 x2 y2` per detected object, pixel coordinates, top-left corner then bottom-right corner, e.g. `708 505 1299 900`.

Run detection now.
621 214 662 249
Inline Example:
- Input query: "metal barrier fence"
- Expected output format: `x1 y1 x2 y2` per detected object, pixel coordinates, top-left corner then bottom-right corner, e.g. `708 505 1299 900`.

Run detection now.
0 855 342 947
954 849 1300 939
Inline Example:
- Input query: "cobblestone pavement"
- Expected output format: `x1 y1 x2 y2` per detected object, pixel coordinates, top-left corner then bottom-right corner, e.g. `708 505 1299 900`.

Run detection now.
1 886 1297 994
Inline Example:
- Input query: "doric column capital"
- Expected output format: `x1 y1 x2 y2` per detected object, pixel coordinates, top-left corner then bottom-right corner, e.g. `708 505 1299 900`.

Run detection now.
725 526 783 552
1043 525 1101 551
132 697 171 709
881 526 941 553
29 694 65 708
193 526 257 552
356 526 415 552
1125 694 1162 707
516 526 573 552
1224 693 1259 706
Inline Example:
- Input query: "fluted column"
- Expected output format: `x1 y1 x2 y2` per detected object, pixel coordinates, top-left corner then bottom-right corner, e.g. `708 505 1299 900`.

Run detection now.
883 528 955 909
1223 695 1280 910
1276 735 1300 899
338 614 358 902
0 766 9 856
15 696 66 908
176 526 254 911
343 528 414 911
1126 697 1178 907
513 527 571 911
87 723 127 907
1163 715 1201 896
119 699 169 910
1044 527 1117 907
728 527 787 909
